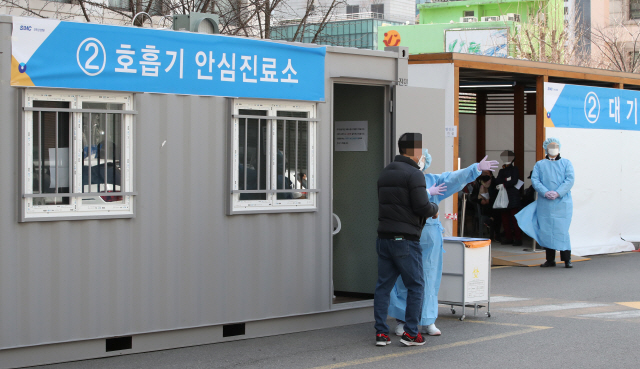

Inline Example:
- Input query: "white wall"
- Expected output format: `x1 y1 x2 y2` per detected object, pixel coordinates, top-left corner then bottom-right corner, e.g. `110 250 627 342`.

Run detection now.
409 63 456 236
546 127 636 256
459 114 536 187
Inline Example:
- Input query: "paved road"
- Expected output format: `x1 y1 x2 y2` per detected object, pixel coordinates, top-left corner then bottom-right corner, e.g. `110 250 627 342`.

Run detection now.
33 251 640 369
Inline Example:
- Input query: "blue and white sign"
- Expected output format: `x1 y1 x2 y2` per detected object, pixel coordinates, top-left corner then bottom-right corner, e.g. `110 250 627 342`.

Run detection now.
544 82 640 131
11 17 326 101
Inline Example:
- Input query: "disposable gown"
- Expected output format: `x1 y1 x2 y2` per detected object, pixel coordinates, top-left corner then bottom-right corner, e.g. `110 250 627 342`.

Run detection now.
515 158 575 251
388 163 481 325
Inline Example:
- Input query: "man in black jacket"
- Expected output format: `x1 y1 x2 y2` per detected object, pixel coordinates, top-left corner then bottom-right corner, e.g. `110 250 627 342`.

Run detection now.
495 150 523 246
374 133 439 347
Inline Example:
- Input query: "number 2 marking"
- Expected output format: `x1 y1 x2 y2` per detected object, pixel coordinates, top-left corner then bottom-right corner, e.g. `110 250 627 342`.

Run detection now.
84 42 99 70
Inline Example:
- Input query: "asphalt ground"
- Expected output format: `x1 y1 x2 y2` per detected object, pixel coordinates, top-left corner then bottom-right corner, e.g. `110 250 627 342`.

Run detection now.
31 251 640 369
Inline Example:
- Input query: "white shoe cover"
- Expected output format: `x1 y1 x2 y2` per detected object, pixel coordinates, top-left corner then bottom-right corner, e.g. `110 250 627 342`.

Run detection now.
421 323 441 336
394 323 405 336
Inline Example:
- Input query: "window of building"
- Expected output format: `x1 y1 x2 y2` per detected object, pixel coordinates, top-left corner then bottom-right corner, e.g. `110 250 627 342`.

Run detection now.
632 0 640 19
108 0 167 15
22 90 135 221
230 100 317 213
463 10 475 17
371 4 384 17
347 5 360 14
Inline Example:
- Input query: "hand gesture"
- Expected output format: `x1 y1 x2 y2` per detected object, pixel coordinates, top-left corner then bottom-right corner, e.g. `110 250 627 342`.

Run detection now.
478 155 500 172
428 183 447 196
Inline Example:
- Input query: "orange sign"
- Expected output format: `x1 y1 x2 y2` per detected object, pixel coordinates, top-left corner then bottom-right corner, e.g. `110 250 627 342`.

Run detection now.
383 30 401 47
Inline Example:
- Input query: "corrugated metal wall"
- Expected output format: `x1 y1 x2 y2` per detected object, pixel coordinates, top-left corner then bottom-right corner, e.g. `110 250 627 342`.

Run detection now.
0 19 399 350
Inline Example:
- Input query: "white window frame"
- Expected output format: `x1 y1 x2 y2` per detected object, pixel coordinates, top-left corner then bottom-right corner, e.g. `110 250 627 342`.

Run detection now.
21 89 135 221
230 99 317 214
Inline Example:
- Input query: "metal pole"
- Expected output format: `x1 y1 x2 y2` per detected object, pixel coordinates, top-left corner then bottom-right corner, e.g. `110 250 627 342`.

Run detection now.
104 114 108 193
257 120 261 191
244 119 247 191
55 111 59 204
295 120 298 189
87 113 92 193
38 111 42 195
460 193 467 237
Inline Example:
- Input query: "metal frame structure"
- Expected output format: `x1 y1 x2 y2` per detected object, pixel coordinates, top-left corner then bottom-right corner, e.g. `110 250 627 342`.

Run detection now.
409 52 640 237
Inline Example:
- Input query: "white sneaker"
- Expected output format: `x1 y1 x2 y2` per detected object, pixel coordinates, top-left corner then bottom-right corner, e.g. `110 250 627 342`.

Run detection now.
421 324 441 336
394 323 405 336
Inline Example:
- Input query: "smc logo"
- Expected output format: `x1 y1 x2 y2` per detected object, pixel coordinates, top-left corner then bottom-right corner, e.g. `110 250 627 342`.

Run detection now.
20 25 32 31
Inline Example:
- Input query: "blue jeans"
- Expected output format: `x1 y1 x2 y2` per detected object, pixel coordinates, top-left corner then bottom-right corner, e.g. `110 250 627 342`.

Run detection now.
374 237 424 336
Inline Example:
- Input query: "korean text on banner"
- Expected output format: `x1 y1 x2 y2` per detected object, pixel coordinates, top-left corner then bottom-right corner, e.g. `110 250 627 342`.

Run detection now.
544 82 640 131
11 17 326 101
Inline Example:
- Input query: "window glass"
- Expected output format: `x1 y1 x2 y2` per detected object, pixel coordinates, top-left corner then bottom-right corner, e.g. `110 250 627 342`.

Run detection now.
82 102 124 203
32 101 70 205
24 92 134 220
632 0 640 19
238 109 268 200
232 101 315 213
277 111 309 200
371 3 384 17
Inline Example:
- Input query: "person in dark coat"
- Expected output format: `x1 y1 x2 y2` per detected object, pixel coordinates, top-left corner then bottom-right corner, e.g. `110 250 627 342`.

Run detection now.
470 170 500 240
374 133 439 347
495 150 523 246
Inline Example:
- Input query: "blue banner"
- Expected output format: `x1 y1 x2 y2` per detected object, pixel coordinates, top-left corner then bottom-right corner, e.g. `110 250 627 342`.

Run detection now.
544 82 640 131
12 17 326 101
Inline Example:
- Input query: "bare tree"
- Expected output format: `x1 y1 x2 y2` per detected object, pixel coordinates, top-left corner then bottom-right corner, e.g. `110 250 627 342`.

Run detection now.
0 0 343 41
507 2 591 67
590 17 640 73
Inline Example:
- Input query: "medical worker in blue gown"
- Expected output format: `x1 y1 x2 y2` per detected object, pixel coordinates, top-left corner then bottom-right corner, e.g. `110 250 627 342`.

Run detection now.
515 138 575 268
389 150 499 336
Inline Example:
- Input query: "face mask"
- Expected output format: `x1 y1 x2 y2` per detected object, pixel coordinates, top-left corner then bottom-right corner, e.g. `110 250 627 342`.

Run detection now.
548 148 559 157
418 155 426 171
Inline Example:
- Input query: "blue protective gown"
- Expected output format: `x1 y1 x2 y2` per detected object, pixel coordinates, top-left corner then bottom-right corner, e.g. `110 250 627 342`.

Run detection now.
388 163 481 325
515 158 575 251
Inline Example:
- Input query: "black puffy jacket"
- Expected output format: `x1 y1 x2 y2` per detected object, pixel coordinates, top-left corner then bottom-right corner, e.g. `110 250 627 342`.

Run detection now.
377 155 439 241
495 164 522 209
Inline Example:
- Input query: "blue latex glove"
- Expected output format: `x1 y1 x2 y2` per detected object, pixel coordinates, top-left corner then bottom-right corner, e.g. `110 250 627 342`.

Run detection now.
478 155 500 172
429 183 447 196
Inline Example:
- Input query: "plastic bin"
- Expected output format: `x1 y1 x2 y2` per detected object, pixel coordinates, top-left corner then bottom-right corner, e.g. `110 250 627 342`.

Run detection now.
438 237 491 321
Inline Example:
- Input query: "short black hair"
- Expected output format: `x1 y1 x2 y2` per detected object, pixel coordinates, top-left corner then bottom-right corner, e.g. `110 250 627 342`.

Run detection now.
398 133 422 155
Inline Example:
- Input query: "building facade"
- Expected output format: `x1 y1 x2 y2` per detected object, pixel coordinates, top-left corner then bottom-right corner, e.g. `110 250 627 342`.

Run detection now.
271 14 405 49
271 0 415 49
377 0 564 55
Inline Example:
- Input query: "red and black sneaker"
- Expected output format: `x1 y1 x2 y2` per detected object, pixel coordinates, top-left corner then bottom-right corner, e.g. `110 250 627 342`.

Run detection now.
400 331 426 346
376 333 391 346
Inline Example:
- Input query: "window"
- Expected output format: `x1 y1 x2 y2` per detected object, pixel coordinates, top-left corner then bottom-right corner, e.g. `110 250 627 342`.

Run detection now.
632 0 640 20
108 0 167 15
371 4 384 17
230 100 317 213
22 90 134 221
347 5 360 14
463 10 475 17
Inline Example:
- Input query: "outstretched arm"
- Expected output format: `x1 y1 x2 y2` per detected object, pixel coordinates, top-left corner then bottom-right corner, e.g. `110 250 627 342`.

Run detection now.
431 163 482 202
